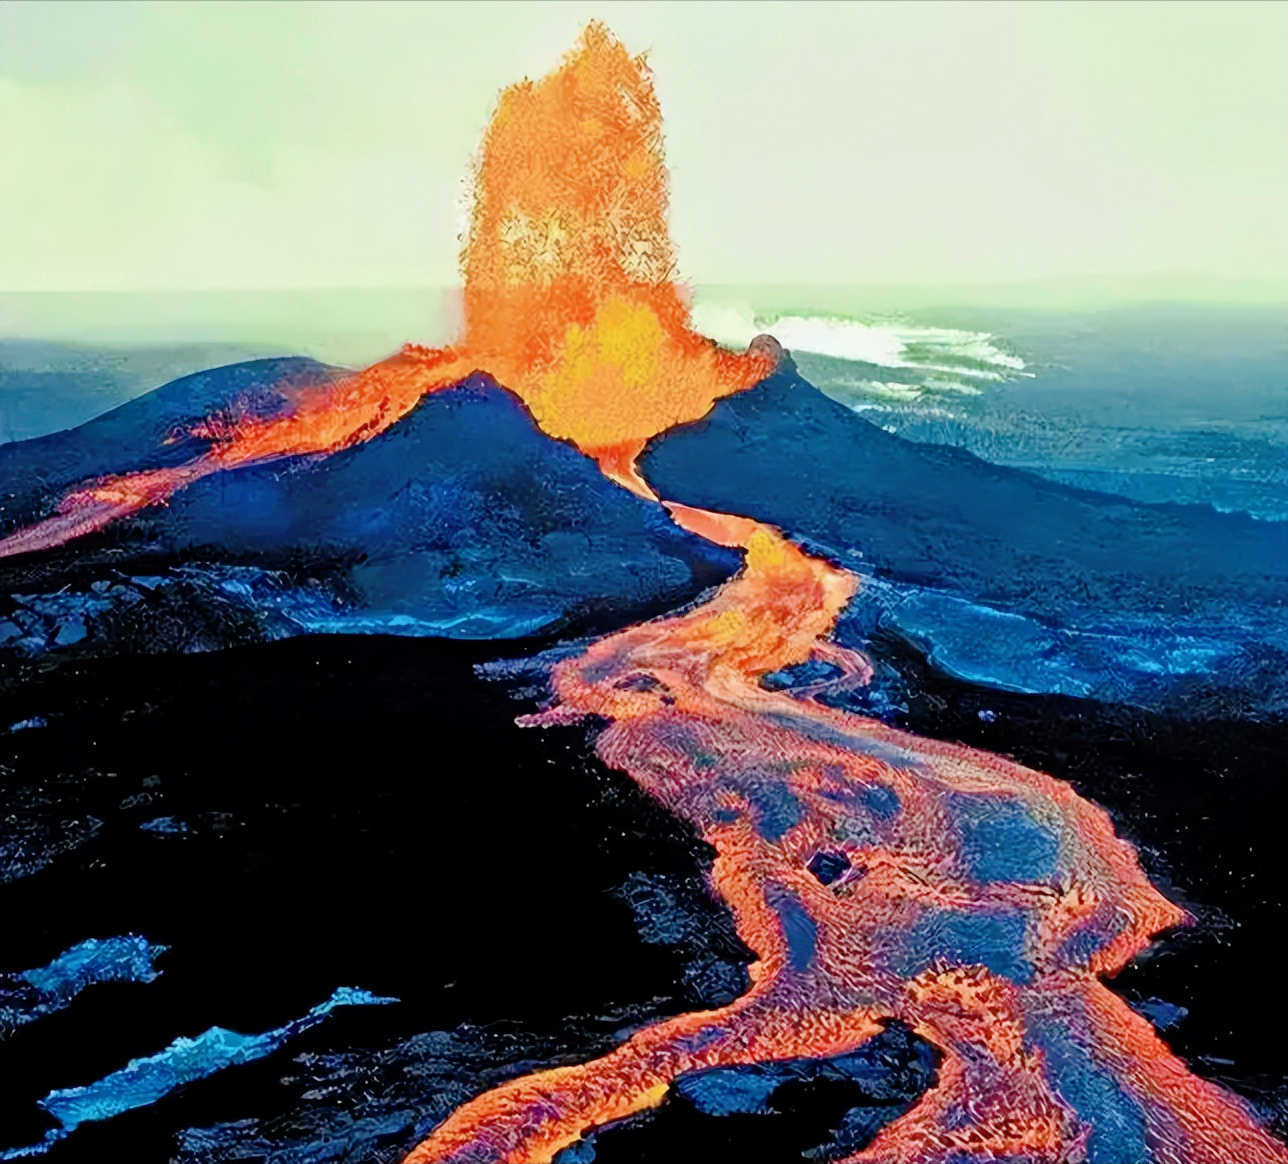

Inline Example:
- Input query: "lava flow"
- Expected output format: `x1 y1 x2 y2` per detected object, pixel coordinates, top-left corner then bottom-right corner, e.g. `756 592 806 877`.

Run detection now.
406 515 1288 1164
0 22 769 558
4 22 1284 1162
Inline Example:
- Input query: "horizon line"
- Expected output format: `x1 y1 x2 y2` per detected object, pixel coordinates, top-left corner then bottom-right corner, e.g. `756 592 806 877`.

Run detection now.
2 273 1287 295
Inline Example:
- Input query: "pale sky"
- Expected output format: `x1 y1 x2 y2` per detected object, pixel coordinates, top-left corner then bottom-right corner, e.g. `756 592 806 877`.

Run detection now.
1 0 1285 293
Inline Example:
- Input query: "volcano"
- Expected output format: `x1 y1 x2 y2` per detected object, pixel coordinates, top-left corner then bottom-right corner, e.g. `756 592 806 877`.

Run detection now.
0 361 739 650
1 21 1285 1164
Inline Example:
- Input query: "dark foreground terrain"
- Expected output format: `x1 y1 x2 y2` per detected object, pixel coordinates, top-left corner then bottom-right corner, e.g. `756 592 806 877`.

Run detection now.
0 629 1282 1161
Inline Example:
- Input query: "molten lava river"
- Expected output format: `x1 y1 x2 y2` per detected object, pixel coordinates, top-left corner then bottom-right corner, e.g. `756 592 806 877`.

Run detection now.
4 22 1285 1164
404 509 1288 1164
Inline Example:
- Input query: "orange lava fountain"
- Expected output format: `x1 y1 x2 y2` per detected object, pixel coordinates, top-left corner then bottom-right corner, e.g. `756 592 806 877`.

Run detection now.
453 21 766 476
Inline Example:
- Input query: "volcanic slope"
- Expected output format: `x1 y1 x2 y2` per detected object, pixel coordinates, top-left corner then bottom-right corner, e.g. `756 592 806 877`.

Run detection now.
640 358 1288 716
0 363 740 650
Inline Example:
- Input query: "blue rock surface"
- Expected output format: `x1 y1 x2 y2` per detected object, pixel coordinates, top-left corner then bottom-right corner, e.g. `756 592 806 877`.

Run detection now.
0 936 165 1040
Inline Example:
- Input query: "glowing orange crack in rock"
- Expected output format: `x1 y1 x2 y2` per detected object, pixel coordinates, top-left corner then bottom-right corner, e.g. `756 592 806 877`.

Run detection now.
0 347 477 558
403 517 1288 1164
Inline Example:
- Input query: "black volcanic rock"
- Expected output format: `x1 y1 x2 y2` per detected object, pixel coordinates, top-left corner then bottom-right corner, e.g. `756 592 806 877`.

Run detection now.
0 634 761 1161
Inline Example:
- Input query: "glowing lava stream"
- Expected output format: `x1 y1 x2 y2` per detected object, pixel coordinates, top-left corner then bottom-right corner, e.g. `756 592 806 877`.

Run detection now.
404 515 1288 1164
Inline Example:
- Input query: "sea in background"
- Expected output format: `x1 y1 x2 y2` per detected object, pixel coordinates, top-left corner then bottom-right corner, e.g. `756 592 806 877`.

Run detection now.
692 283 1288 524
2 282 1285 521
